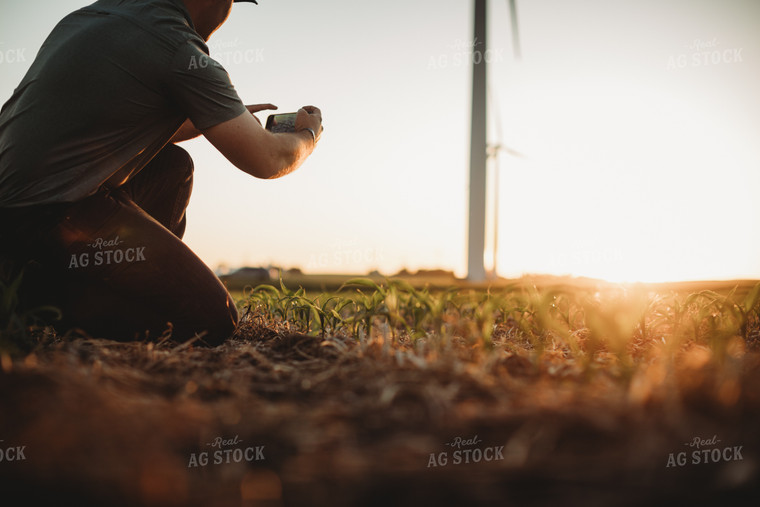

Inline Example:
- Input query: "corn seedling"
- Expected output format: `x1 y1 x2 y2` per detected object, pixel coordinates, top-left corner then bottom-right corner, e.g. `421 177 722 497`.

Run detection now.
0 269 61 354
240 277 760 384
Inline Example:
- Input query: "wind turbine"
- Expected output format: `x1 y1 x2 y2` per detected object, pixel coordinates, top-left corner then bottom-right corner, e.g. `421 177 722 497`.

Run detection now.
467 0 521 282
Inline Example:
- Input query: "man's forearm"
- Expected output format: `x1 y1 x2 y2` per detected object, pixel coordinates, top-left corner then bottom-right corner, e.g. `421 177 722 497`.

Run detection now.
202 106 322 180
263 129 316 179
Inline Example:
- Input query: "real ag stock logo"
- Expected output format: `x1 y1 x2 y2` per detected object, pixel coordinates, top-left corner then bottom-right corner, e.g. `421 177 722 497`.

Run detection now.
427 38 505 70
666 38 744 70
427 435 505 468
67 235 146 270
0 42 27 65
666 434 744 468
188 435 265 468
209 38 265 67
306 238 385 271
0 440 27 463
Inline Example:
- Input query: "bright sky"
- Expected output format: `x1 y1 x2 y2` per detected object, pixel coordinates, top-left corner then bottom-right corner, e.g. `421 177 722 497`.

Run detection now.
1 0 759 283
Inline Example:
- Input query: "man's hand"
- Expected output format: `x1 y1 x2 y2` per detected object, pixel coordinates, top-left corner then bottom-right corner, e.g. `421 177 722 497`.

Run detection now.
245 103 278 126
202 103 324 180
295 106 323 142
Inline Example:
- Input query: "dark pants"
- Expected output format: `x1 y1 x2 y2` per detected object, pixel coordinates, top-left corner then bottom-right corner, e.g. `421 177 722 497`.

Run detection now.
0 144 238 345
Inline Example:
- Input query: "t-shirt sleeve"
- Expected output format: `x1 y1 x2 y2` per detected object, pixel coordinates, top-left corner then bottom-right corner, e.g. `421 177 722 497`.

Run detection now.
167 40 248 130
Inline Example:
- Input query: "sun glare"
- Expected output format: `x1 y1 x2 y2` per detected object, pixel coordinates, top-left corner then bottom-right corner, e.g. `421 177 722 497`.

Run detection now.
494 73 758 285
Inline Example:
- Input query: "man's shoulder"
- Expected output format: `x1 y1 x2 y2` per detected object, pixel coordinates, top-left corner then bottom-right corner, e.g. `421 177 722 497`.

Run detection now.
79 0 206 52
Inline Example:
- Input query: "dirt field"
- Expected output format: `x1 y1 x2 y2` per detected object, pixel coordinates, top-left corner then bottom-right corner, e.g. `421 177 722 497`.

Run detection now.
1 279 760 506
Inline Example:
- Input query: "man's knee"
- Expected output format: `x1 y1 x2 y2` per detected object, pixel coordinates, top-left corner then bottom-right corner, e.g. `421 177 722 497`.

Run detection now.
135 143 194 193
208 292 239 344
160 144 194 183
126 143 195 236
181 290 238 346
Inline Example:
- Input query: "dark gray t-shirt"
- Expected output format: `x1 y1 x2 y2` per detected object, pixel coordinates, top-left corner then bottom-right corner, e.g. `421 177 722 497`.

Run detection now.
0 0 247 207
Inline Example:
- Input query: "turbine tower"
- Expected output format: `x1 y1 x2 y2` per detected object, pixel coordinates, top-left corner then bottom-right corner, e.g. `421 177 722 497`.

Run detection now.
466 0 488 282
467 0 520 282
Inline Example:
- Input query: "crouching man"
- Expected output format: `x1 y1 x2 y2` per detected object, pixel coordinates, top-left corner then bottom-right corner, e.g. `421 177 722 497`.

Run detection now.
0 0 322 345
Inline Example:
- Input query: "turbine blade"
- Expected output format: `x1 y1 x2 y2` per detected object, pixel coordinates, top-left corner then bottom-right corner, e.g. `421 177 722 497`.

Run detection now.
509 0 522 60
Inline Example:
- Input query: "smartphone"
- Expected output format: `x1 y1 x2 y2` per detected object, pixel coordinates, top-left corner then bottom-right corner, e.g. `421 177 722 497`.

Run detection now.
265 112 298 133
